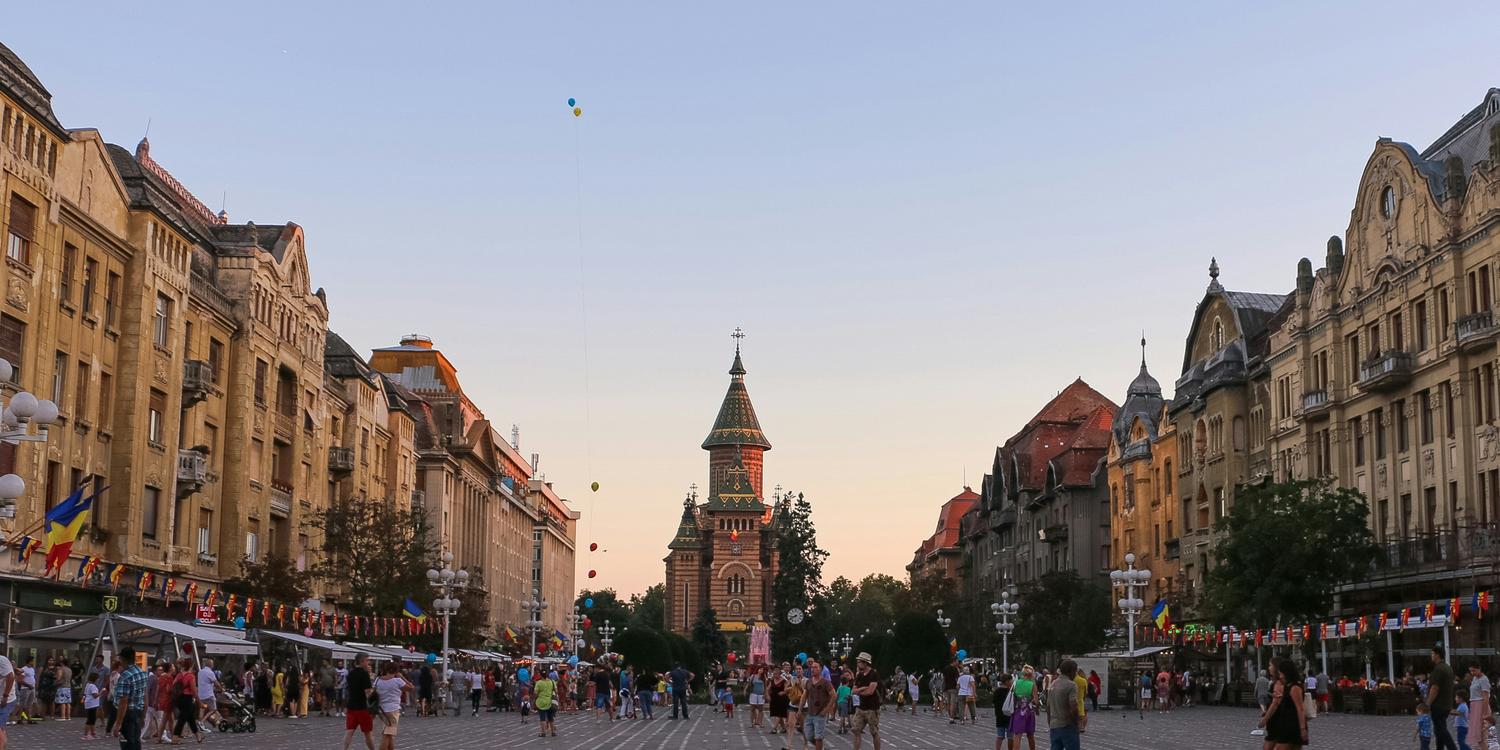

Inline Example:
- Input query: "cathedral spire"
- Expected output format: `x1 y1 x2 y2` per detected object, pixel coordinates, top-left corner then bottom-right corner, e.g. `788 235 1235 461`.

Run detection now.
703 330 771 451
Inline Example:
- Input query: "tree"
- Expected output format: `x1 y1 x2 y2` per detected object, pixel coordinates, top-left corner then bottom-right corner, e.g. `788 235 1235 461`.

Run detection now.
628 584 666 632
576 588 631 649
221 553 314 605
1204 479 1381 626
1013 571 1110 661
613 627 673 674
691 608 728 664
307 497 442 632
885 613 949 677
772 491 828 659
664 631 704 687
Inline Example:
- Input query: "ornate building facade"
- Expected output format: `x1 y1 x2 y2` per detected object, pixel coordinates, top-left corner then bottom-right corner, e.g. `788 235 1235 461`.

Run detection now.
664 344 781 634
1105 343 1180 603
908 487 979 584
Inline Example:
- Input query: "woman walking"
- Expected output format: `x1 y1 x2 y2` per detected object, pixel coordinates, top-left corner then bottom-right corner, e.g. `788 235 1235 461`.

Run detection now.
768 666 789 736
270 666 286 717
171 657 204 743
1258 657 1307 750
1469 662 1492 750
1007 665 1039 750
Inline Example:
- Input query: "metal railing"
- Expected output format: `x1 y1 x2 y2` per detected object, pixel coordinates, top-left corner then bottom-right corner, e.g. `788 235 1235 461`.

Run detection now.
1457 311 1497 344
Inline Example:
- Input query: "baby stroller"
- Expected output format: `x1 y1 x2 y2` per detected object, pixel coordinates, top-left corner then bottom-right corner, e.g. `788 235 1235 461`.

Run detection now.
217 691 257 734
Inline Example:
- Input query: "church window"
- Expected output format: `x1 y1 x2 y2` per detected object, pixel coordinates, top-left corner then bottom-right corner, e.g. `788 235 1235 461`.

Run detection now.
1210 319 1225 351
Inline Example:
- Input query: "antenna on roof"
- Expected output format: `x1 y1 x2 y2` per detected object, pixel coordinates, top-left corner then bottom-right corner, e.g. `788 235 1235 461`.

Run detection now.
144 117 152 139
511 424 520 450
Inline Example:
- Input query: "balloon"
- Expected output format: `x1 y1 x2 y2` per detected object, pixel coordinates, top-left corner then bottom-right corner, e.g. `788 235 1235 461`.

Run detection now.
585 598 594 609
582 617 592 629
233 616 246 630
538 642 548 653
957 649 968 661
568 655 579 666
726 652 736 663
425 653 438 665
796 652 807 664
588 570 597 578
304 627 314 638
567 98 576 107
591 481 600 492
590 543 598 552
573 107 582 117
518 668 531 683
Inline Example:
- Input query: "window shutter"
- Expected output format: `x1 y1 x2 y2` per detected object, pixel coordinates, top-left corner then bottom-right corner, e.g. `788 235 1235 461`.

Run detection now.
0 314 24 376
7 194 35 240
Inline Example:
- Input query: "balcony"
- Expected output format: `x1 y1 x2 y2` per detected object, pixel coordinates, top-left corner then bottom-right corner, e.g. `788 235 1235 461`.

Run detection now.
269 482 292 517
1458 311 1499 352
183 360 215 407
1120 440 1152 462
167 544 193 574
328 446 355 477
1164 537 1180 560
1301 390 1332 420
1038 523 1068 544
1357 350 1414 392
176 449 208 498
411 489 425 508
273 411 295 440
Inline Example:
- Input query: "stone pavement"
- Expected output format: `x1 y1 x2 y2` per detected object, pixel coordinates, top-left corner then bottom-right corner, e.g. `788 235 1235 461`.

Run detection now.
7 704 1415 749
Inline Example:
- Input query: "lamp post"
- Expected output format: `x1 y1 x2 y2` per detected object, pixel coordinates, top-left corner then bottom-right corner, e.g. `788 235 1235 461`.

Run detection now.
425 550 469 687
569 607 585 657
827 637 839 662
599 620 617 658
523 591 549 659
991 585 1019 672
1111 552 1150 656
0 358 59 527
840 634 853 660
936 609 952 630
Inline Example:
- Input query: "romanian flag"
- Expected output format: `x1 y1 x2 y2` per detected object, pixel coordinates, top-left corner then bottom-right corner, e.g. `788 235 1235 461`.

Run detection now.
15 536 42 565
43 487 94 576
1151 599 1170 630
137 571 154 601
550 630 567 650
504 626 518 642
403 598 428 622
108 563 125 589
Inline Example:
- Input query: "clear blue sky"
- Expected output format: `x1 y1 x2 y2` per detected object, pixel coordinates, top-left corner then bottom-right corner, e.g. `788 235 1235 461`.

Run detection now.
9 1 1500 597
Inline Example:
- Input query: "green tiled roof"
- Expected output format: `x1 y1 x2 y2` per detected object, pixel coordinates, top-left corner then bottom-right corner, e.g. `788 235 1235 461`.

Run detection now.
702 351 771 450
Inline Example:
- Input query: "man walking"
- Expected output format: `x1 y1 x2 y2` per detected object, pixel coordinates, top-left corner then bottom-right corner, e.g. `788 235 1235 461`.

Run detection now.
668 663 693 720
16 658 35 724
1045 660 1081 750
106 648 146 750
850 653 882 750
1428 645 1460 750
0 652 16 750
803 659 835 750
1251 668 1271 736
942 658 960 723
197 658 222 729
341 654 375 750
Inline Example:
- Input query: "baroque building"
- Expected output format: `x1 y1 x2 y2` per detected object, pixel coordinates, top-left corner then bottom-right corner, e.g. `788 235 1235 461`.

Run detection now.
1261 89 1500 625
907 487 979 584
664 343 781 634
1104 342 1180 603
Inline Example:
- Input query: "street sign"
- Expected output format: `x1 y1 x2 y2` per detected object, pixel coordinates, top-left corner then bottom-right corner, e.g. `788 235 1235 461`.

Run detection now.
195 605 218 624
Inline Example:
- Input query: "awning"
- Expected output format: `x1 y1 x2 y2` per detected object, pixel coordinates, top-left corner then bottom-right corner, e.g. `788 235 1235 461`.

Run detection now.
258 630 359 660
342 642 416 661
12 614 259 656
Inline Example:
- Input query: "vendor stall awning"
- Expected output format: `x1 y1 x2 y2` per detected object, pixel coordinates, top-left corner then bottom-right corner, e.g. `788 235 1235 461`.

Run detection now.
13 615 259 656
258 630 359 660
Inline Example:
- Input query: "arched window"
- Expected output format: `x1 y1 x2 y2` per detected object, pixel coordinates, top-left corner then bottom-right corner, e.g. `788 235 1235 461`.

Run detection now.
1211 318 1226 350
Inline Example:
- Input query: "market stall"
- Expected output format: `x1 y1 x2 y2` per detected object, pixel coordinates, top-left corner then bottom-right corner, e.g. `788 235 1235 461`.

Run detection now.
12 613 259 667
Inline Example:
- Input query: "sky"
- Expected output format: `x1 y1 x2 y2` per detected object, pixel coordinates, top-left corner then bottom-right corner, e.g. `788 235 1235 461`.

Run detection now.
8 1 1500 599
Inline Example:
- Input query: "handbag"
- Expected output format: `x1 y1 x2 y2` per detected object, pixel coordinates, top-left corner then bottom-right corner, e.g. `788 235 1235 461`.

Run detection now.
1001 686 1015 716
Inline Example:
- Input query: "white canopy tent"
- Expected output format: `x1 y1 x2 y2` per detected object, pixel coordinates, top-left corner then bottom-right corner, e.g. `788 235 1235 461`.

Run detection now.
12 613 259 666
257 630 361 661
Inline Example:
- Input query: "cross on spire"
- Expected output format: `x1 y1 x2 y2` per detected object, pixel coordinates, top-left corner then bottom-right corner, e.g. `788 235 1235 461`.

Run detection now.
732 326 745 353
1141 333 1147 368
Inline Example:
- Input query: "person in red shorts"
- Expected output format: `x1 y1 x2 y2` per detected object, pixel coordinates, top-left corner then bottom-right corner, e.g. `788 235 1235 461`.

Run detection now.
342 654 375 750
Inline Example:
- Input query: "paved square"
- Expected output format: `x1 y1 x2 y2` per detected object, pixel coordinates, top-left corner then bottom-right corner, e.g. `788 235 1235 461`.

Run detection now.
7 703 1414 749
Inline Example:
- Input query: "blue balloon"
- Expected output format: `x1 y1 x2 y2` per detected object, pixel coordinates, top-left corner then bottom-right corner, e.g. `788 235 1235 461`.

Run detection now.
796 652 807 664
957 649 968 661
584 598 594 609
518 668 531 684
567 655 579 666
233 616 246 630
567 98 576 107
425 652 438 665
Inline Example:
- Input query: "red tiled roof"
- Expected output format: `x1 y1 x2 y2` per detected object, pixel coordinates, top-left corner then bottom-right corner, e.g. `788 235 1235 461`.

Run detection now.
910 488 979 566
1001 380 1117 490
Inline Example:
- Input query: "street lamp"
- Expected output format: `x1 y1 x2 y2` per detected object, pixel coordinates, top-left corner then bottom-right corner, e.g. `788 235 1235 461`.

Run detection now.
523 591 549 659
0 359 59 526
936 608 952 630
425 551 468 686
840 634 853 659
599 619 617 658
1111 552 1150 656
569 607 585 657
991 585 1019 672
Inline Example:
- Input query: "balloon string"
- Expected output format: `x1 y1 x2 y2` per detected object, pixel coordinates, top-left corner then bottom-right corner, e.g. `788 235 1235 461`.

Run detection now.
572 106 595 553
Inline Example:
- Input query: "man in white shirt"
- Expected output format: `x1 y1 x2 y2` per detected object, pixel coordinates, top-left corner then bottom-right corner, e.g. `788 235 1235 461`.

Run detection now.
0 654 18 750
956 668 977 724
16 660 34 723
197 659 222 729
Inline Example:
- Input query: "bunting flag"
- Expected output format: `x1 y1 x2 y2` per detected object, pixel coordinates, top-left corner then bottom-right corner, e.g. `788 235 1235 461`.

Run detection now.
108 563 125 590
1399 609 1411 629
183 582 198 606
245 598 257 622
1451 597 1461 624
1359 616 1369 635
1319 623 1327 640
16 536 42 565
226 594 238 619
504 626 519 642
1301 625 1310 640
137 571 155 601
75 555 100 582
1285 626 1293 642
276 604 286 627
205 588 219 608
1425 603 1436 623
161 577 176 602
1480 592 1490 618
261 601 271 623
1378 612 1389 631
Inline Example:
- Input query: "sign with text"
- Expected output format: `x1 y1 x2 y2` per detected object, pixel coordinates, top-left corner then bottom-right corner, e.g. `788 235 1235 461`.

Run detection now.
195 605 218 624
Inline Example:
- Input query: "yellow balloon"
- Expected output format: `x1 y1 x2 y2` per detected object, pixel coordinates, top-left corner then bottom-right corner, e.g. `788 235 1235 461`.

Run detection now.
590 482 600 493
573 107 582 117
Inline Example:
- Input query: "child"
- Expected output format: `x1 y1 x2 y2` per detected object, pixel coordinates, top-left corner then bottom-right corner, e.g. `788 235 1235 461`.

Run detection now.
720 684 735 718
1417 702 1433 750
1456 700 1471 750
82 673 101 739
836 679 852 734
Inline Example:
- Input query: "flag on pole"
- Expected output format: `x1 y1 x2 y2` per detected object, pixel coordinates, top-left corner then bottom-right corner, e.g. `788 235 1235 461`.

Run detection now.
403 599 428 622
43 487 94 577
1151 599 1170 630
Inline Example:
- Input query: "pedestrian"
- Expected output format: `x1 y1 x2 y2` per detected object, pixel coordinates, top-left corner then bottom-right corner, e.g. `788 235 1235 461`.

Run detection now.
802 660 835 750
786 666 805 748
336 662 349 718
1418 702 1435 750
298 666 311 718
993 672 1013 750
270 666 285 718
1303 671 1318 720
637 669 656 720
958 665 977 724
590 665 611 721
1155 667 1171 713
341 654 375 750
1257 656 1308 750
1086 670 1101 713
1009 665 1039 750
82 672 101 739
836 669 853 734
155 662 178 743
54 659 73 721
197 658 222 730
719 675 734 720
17 658 35 724
1251 668 1272 735
372 662 410 750
769 665 789 735
171 657 203 743
416 663 433 718
1467 662 1490 750
1045 659 1081 750
942 658 960 723
469 665 483 717
748 667 766 727
253 665 271 717
1314 669 1329 714
1427 645 1459 750
534 670 558 739
850 653 882 750
668 662 693 720
106 648 146 750
319 663 336 718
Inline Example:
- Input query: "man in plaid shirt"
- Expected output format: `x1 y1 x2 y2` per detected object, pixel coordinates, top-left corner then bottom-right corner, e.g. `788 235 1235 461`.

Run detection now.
108 647 147 750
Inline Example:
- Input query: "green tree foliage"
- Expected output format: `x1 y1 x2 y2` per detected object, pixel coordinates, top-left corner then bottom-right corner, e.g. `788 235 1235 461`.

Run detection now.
691 608 728 664
771 491 828 659
221 553 314 605
308 497 440 621
886 613 949 676
577 588 632 649
629 584 667 631
1204 479 1381 626
613 627 673 674
1014 571 1110 661
665 630 704 686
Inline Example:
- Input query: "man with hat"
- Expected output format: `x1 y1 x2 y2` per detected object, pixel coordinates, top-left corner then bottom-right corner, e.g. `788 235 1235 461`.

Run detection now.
850 653 882 750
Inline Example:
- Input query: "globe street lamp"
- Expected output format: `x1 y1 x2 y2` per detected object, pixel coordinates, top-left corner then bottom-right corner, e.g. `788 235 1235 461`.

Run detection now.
1111 552 1150 656
425 550 469 686
599 619 617 658
523 591 549 659
827 637 840 662
841 634 854 659
991 585 1019 672
936 609 952 630
569 607 586 657
0 358 59 527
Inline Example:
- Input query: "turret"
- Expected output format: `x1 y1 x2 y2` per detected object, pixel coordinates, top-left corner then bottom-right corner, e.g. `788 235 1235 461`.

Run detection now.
1325 236 1344 278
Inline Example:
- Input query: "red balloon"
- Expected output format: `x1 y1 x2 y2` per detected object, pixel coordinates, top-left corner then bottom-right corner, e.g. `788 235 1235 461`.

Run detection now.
582 617 592 629
589 543 598 552
588 570 597 578
538 642 548 653
726 652 737 663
